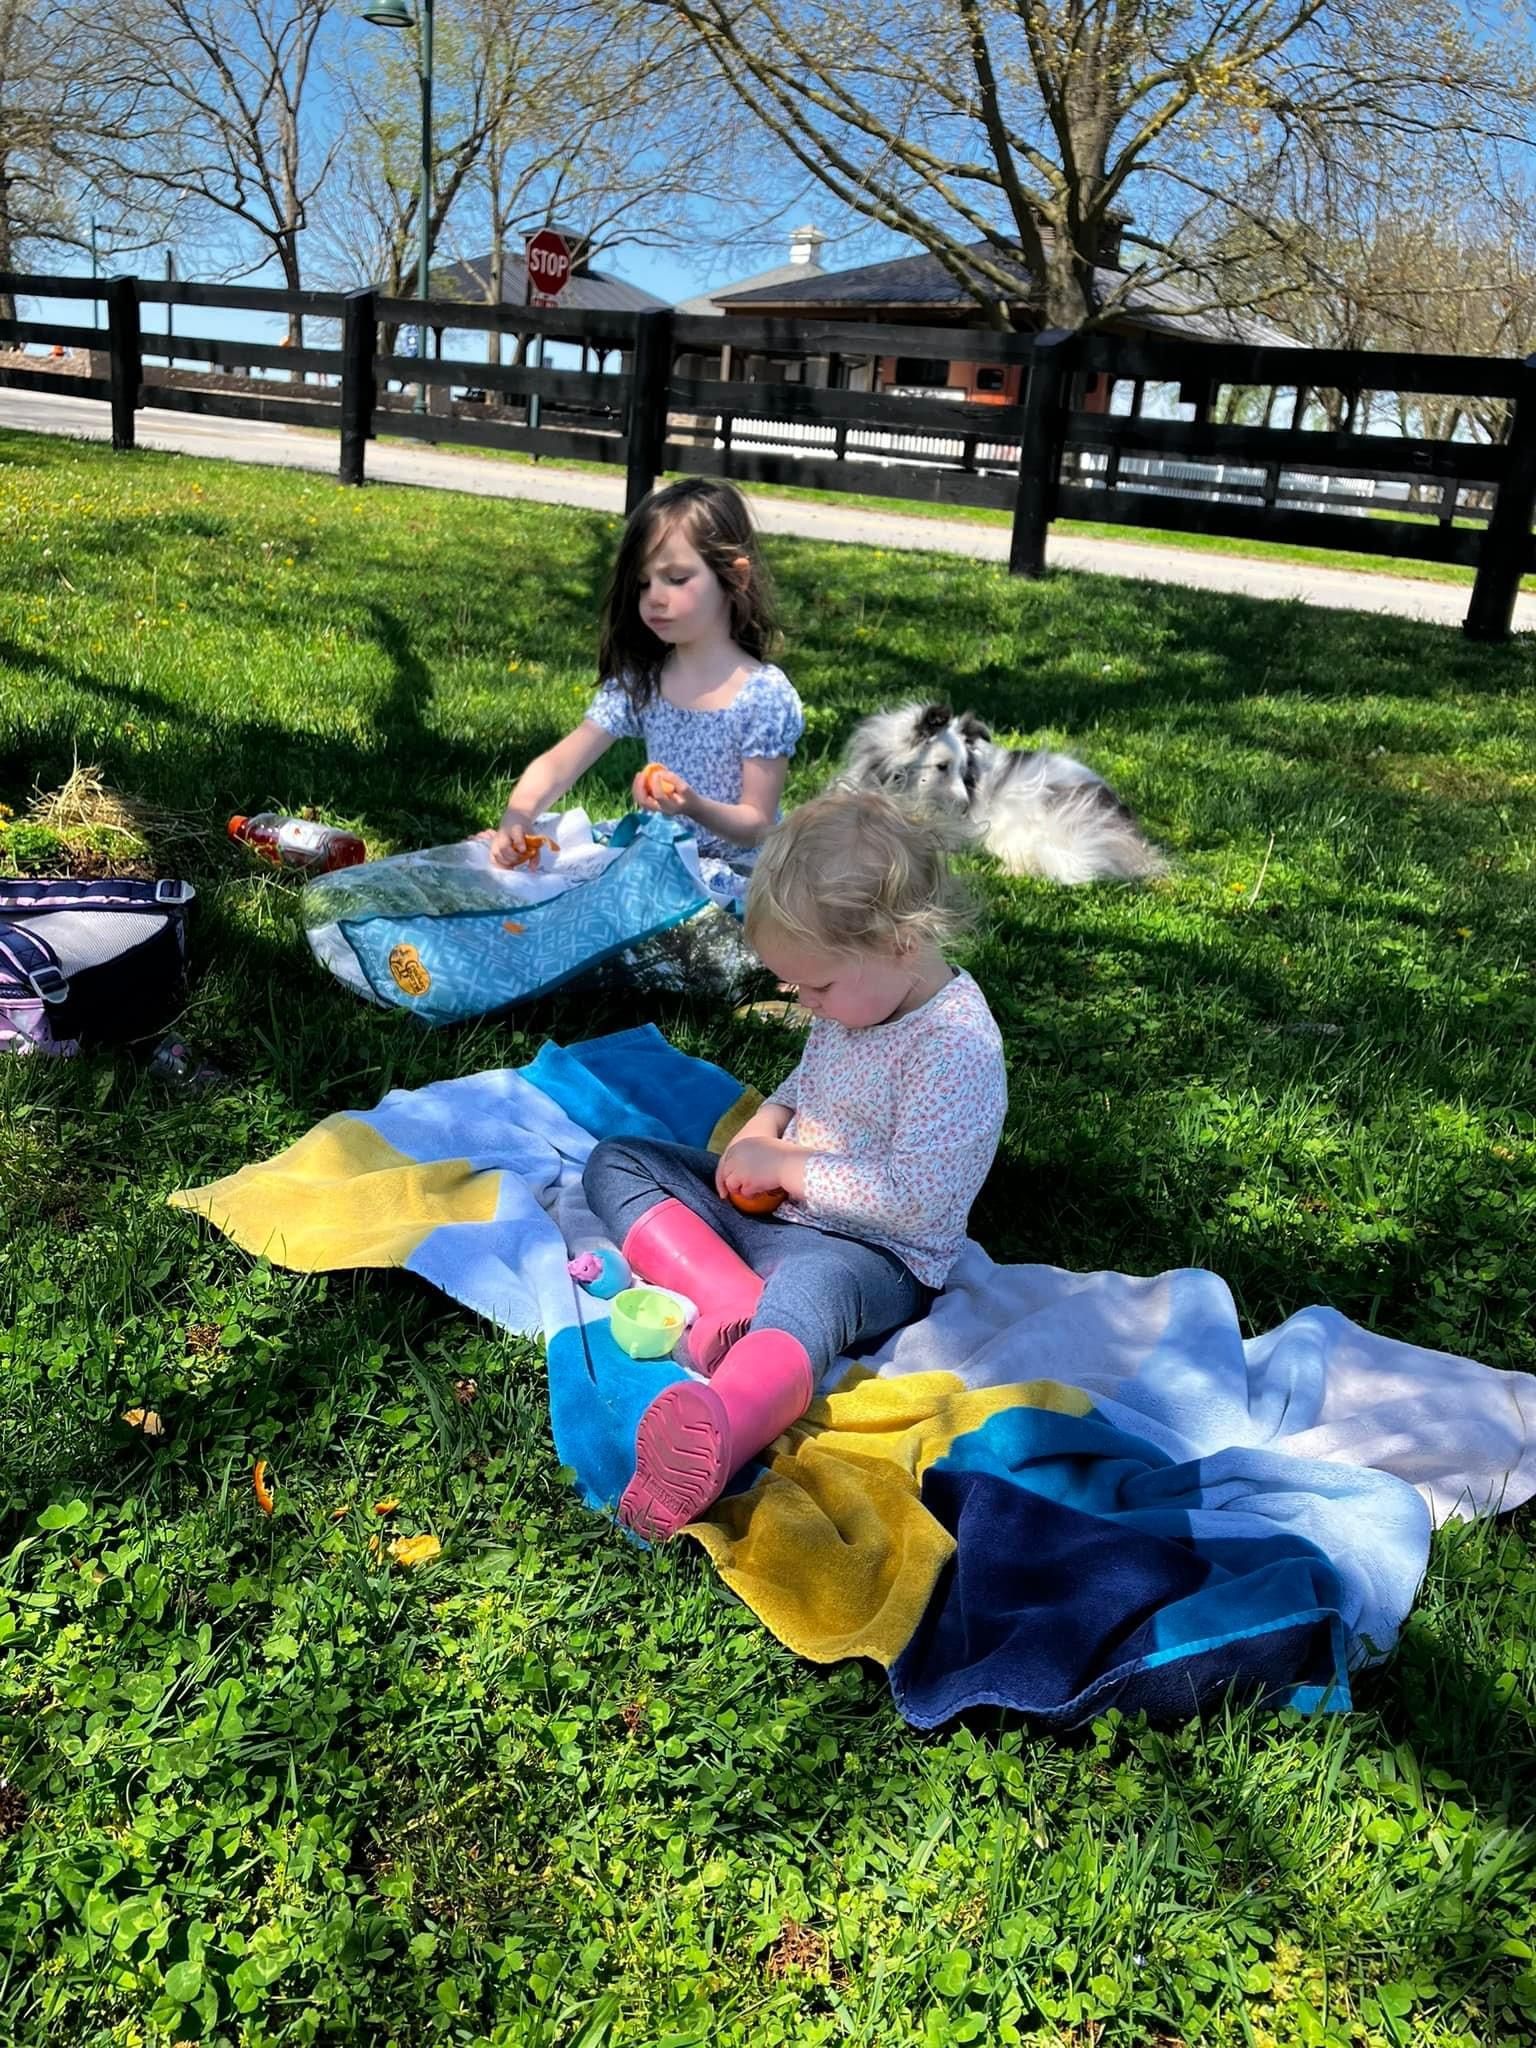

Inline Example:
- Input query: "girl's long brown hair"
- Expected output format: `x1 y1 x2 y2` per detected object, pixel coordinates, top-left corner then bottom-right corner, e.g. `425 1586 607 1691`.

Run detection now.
597 478 778 709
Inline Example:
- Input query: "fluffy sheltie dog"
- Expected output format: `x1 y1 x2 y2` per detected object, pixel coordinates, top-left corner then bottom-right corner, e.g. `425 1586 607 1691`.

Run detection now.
841 702 1165 884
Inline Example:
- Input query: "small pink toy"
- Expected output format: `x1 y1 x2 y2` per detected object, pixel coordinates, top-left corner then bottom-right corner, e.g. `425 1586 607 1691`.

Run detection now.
567 1247 631 1299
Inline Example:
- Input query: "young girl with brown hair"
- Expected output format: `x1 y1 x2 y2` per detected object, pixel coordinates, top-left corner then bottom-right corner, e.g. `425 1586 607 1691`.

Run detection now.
488 477 802 871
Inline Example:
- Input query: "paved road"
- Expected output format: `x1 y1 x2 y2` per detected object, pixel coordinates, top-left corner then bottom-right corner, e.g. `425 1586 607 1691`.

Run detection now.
2 383 1525 633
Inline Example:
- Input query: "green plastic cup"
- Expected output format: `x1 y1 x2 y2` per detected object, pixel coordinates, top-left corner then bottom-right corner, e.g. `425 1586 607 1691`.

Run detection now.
610 1286 689 1360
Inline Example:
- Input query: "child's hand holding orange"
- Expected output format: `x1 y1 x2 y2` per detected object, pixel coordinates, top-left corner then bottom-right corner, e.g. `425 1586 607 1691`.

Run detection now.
716 1136 788 1213
503 832 551 871
634 762 691 816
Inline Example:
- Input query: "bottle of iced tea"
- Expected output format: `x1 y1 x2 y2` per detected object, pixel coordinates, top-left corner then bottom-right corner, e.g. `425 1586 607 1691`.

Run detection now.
227 812 366 874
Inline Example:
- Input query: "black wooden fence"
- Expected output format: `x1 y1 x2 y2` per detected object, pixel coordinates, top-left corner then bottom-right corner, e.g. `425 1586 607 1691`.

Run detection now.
3 271 1533 641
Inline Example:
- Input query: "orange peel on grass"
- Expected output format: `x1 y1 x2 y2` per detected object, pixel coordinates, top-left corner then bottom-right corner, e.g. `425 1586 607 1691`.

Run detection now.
250 1473 434 1557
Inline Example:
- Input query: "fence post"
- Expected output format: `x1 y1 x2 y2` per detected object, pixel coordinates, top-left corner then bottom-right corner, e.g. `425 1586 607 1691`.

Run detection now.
1009 329 1073 578
1465 354 1536 643
625 308 674 512
106 276 141 452
338 289 378 486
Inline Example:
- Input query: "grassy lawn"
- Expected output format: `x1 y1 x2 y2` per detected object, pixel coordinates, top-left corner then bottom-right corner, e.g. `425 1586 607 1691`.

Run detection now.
4 424 1536 2047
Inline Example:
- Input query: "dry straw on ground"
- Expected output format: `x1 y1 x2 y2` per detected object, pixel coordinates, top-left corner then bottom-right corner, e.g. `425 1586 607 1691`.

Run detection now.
26 760 203 866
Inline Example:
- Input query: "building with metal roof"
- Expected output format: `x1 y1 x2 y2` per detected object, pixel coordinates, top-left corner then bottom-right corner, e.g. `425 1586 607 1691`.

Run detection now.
674 226 829 316
429 251 667 315
713 236 1298 347
692 234 1297 417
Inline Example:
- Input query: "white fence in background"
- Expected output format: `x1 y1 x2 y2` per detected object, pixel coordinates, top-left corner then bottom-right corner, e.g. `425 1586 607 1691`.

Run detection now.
713 411 1483 520
720 411 1019 471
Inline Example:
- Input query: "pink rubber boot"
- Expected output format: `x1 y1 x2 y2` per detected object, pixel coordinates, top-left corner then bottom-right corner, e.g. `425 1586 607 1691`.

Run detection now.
621 1197 763 1374
618 1329 814 1542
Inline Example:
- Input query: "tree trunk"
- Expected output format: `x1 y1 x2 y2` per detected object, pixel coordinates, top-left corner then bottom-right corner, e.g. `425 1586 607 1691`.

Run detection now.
0 165 15 325
1042 233 1093 330
488 243 502 368
279 236 304 365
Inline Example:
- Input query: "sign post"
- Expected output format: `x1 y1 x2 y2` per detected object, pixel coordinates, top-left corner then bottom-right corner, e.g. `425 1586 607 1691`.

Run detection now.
524 227 574 435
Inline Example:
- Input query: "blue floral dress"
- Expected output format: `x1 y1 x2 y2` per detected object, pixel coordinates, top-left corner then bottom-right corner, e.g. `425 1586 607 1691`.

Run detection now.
585 663 804 863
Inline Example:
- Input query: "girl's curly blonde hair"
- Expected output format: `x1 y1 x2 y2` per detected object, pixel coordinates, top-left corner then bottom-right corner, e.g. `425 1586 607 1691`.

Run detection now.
745 788 974 960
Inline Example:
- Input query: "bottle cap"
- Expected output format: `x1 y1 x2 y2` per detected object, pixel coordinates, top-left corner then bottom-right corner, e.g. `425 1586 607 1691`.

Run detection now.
227 815 248 839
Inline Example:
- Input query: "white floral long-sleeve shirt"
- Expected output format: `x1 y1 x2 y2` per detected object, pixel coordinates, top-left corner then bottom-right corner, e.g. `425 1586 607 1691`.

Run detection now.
769 969 1007 1287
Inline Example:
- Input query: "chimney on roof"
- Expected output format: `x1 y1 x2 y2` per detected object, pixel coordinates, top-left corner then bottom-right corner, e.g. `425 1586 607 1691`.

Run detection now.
788 223 826 268
1094 217 1125 269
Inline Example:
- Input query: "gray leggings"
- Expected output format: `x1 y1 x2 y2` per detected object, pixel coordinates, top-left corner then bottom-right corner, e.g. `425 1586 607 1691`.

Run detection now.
582 1137 932 1386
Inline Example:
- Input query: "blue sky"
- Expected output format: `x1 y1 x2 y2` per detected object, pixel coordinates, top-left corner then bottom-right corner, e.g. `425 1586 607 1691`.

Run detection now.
25 210 859 360
15 0 870 352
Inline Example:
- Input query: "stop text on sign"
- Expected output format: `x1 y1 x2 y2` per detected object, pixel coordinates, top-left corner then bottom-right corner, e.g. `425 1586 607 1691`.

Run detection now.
526 229 573 305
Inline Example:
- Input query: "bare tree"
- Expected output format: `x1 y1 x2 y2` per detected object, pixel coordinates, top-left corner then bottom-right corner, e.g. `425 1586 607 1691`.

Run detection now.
1286 201 1536 440
0 2 70 293
318 0 768 326
86 0 341 342
655 0 1536 330
1201 152 1536 438
0 1 161 318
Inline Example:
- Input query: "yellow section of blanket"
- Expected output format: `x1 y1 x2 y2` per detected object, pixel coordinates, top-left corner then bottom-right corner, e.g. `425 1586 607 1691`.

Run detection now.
689 1369 1094 1666
167 1114 501 1270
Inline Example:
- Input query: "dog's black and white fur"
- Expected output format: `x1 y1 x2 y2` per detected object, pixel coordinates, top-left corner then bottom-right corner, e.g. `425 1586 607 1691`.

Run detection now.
842 702 1165 885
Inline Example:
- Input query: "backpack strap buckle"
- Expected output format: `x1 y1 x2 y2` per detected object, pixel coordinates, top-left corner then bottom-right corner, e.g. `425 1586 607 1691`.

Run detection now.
29 962 69 1004
0 925 69 1003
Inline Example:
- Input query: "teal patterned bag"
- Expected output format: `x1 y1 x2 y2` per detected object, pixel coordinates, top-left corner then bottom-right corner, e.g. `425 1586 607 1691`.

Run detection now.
302 813 711 1025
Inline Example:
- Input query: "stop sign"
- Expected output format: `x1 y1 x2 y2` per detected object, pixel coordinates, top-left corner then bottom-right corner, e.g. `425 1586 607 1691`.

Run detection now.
525 228 573 305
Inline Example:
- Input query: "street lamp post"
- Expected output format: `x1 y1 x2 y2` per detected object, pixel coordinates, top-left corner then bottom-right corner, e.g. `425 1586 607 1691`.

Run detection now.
362 0 434 414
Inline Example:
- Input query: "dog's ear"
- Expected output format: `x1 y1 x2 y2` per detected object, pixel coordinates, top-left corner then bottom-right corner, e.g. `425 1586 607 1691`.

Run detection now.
914 702 954 740
957 710 991 744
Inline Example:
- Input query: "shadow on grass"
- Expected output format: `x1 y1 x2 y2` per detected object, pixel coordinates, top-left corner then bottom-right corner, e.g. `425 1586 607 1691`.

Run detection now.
0 628 573 839
785 567 1536 741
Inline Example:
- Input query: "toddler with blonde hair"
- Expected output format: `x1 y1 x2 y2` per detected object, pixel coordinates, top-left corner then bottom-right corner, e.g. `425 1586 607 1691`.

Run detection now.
583 788 1008 1540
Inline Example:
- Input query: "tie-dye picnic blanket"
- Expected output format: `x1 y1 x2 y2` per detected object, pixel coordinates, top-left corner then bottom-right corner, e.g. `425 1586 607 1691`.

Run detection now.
171 1028 1536 1728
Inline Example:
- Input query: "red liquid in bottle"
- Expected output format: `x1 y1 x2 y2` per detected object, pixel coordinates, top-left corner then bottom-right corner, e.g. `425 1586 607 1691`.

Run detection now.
228 812 366 874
